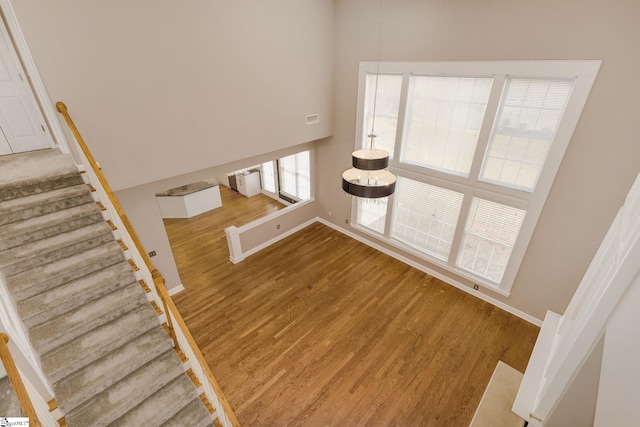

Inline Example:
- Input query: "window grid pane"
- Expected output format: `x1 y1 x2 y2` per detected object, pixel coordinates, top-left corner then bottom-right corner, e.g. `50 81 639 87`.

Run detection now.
363 74 402 157
403 76 493 176
356 197 387 234
390 177 463 261
279 151 311 200
279 156 296 196
296 151 311 200
261 161 276 193
481 78 575 191
457 198 526 284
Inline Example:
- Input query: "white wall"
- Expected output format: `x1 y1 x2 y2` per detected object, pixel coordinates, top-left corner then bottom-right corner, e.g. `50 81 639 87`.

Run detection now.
10 0 640 321
318 0 640 320
545 336 603 427
10 0 334 191
594 269 640 425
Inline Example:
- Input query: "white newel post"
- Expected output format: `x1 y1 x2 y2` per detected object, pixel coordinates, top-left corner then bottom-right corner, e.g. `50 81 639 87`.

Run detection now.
225 226 244 264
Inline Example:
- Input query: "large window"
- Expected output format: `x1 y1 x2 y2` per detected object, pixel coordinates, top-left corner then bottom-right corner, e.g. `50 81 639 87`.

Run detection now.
352 61 600 293
403 76 493 176
391 177 463 261
279 151 311 202
261 160 277 194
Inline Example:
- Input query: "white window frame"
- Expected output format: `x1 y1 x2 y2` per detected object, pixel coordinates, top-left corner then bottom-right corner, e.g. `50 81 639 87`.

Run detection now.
351 60 601 295
278 150 312 203
260 160 278 195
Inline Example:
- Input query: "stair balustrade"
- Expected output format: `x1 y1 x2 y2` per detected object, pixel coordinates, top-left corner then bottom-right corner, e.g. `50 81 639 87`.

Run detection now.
55 102 240 427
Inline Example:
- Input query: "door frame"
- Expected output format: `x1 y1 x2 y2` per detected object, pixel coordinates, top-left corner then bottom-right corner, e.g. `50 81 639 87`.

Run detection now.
0 0 71 154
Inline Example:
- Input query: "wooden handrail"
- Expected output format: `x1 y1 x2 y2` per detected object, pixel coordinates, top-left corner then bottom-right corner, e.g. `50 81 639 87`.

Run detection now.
55 102 240 427
55 102 178 347
0 334 41 426
154 282 241 427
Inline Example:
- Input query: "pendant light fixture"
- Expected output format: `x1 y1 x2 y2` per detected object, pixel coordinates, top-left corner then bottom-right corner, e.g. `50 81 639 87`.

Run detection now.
342 0 396 199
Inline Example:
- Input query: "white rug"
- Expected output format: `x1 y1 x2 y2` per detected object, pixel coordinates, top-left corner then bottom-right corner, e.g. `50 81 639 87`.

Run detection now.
469 361 525 427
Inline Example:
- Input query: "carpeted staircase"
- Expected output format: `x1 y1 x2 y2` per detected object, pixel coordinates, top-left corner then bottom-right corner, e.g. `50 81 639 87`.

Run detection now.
0 149 212 426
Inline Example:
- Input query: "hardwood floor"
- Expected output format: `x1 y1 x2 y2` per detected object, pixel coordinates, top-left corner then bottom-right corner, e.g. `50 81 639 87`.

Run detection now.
163 185 286 289
165 187 539 426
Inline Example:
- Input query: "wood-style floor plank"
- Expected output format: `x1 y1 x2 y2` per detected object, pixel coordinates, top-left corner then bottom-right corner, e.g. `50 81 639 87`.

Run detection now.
165 187 539 426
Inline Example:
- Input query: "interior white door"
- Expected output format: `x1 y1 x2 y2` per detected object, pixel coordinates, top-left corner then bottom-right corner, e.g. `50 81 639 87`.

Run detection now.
0 17 52 154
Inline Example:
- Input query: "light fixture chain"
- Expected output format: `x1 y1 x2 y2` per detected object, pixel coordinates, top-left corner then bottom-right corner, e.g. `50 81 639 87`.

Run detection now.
342 0 395 199
369 0 386 150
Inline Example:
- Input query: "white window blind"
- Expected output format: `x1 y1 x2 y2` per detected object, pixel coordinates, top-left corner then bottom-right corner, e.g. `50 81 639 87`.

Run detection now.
362 73 402 157
356 197 387 234
457 198 526 283
297 151 311 200
261 161 276 193
279 151 311 201
280 155 296 196
351 61 599 293
403 76 493 176
481 78 575 191
390 177 463 261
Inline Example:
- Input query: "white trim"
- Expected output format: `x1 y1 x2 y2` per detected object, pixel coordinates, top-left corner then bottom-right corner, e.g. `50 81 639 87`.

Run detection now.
317 218 543 326
235 197 314 233
354 60 601 294
0 0 71 154
352 217 513 296
364 60 602 78
167 283 185 296
242 218 318 260
226 197 315 264
261 189 282 203
0 273 54 396
224 225 244 264
513 171 640 424
21 372 61 427
512 310 562 423
220 211 542 325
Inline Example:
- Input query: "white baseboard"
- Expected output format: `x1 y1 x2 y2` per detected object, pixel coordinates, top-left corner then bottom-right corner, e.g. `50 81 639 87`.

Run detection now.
167 283 185 296
229 253 245 264
242 218 318 260
316 217 543 326
223 214 542 326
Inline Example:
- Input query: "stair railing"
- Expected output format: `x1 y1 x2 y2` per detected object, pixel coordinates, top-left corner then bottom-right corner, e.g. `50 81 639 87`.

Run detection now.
55 102 240 427
0 333 41 426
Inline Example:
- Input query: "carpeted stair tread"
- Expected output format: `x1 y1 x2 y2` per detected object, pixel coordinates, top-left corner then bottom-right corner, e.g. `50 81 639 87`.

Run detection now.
65 349 186 427
0 184 93 227
40 303 160 384
29 281 146 354
111 374 210 427
0 221 114 277
18 261 136 328
53 327 174 414
114 375 212 427
0 149 75 185
0 202 104 251
0 150 214 426
5 241 125 302
161 397 214 427
0 150 83 203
